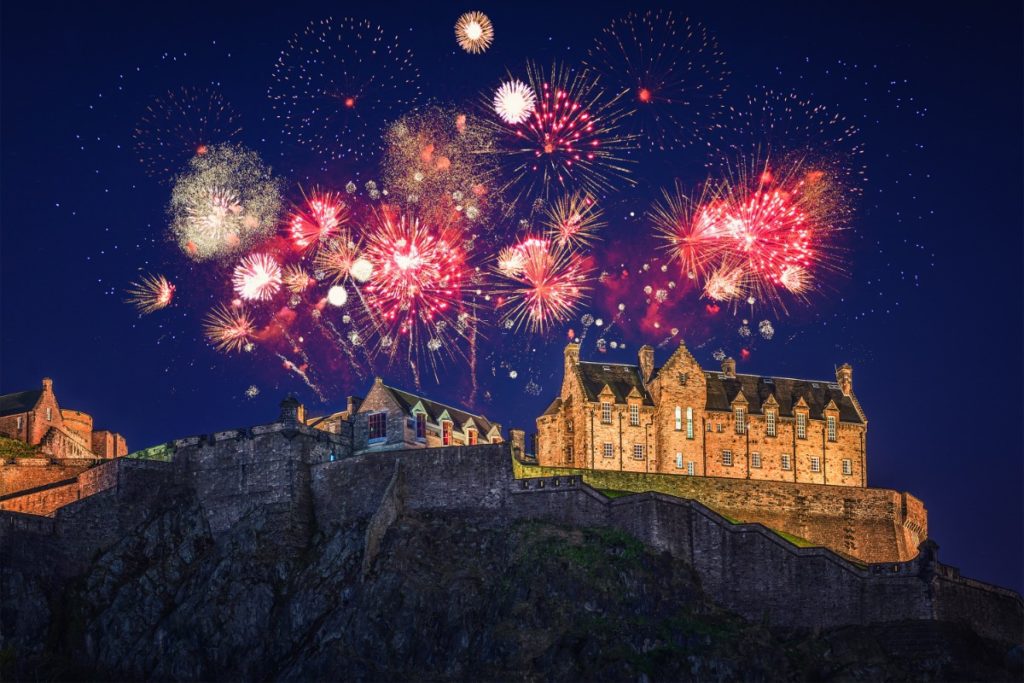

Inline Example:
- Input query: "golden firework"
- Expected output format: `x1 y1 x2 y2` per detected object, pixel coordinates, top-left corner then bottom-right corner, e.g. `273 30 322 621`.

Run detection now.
455 11 494 54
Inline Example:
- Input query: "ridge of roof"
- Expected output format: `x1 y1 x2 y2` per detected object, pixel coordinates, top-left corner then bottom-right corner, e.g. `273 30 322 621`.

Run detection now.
382 383 491 422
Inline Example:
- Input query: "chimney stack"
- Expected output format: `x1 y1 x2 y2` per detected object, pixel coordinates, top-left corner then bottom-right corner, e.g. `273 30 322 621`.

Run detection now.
509 428 526 459
836 363 853 396
564 342 581 376
346 395 363 416
42 377 53 393
279 395 304 424
721 357 736 378
638 345 654 383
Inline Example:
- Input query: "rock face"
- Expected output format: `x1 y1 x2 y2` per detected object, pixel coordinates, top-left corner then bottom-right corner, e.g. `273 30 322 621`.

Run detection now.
2 427 1021 680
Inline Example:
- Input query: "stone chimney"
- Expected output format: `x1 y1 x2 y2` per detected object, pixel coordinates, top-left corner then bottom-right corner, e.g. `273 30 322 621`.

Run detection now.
564 342 581 376
279 395 304 423
638 345 654 383
346 395 363 416
836 363 853 396
42 377 53 393
721 357 736 378
509 428 526 459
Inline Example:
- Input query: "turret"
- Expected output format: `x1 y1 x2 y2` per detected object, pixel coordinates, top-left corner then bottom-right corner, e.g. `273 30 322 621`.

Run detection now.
279 395 305 424
564 342 580 376
638 345 654 383
721 357 736 378
837 363 853 396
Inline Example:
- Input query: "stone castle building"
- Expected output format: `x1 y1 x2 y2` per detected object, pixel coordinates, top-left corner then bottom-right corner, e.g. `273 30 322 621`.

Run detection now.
0 378 127 459
537 342 866 486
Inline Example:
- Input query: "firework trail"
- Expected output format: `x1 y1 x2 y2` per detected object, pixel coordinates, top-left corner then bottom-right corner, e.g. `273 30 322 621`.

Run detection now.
585 10 730 150
275 353 327 402
125 274 175 313
269 17 422 161
454 11 494 54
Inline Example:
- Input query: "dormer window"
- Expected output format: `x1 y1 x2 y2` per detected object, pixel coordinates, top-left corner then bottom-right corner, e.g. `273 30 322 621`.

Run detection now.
368 412 387 441
415 413 427 440
442 420 453 446
796 413 807 439
734 408 745 434
466 428 478 445
629 404 639 426
766 410 777 437
827 415 837 442
601 402 612 424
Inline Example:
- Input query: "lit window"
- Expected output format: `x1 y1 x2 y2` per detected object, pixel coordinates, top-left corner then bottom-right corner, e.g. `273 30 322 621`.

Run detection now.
629 404 639 426
687 461 695 476
751 452 761 468
735 408 745 434
675 452 683 469
567 419 574 433
827 416 837 442
722 450 733 467
415 413 426 440
633 444 645 459
46 407 52 421
601 402 612 424
706 422 713 433
716 423 724 433
16 416 23 430
811 456 821 473
565 445 573 463
602 442 613 458
442 420 453 446
842 459 852 475
781 454 791 470
796 413 807 439
686 408 694 439
491 436 501 444
467 428 478 445
766 410 776 437
674 406 682 431
368 412 387 441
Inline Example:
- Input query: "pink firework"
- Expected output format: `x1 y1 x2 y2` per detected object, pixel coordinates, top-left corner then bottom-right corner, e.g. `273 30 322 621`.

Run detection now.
232 253 283 301
494 236 593 334
287 188 348 250
651 181 729 282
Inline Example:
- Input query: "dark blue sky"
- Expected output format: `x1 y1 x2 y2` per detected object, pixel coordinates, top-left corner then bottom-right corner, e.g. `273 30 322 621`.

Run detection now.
2 2 1021 593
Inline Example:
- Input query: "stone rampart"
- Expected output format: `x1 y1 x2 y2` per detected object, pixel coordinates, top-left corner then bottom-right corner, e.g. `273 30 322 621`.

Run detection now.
0 458 119 516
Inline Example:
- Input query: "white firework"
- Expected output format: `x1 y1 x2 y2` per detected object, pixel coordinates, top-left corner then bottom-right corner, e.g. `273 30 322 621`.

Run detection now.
232 253 282 301
493 80 537 125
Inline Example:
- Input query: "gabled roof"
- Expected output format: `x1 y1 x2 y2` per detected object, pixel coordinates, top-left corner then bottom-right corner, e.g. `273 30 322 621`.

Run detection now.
541 398 562 417
380 383 497 435
0 390 42 417
576 362 654 405
705 374 863 423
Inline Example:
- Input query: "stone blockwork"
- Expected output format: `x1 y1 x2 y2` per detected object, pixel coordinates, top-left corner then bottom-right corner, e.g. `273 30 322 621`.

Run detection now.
1 425 1019 651
0 458 96 496
0 459 119 517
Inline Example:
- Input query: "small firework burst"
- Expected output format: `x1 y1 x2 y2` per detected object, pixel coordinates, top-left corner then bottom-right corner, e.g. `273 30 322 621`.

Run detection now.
288 188 348 250
132 86 243 181
454 11 494 54
651 180 728 282
313 232 363 283
543 192 605 248
497 244 527 276
585 10 729 150
232 253 283 302
282 264 312 293
204 304 256 353
493 80 536 125
703 263 747 302
125 274 175 313
493 237 593 334
269 17 422 161
168 144 282 261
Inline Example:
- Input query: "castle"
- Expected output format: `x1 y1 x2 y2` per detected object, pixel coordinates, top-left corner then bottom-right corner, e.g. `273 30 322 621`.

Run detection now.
537 342 865 485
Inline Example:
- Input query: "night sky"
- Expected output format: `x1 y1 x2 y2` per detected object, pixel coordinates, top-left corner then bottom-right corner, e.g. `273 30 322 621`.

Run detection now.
2 2 1021 593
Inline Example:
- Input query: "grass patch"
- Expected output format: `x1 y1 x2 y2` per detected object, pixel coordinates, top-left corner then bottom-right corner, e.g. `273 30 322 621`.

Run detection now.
771 529 818 548
0 436 41 459
597 489 633 499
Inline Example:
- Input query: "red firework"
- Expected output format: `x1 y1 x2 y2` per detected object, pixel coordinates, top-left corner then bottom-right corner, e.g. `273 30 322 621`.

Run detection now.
287 188 348 250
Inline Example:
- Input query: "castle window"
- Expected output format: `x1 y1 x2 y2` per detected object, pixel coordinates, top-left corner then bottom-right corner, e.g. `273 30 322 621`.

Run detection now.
602 442 613 458
467 428 478 445
629 404 639 426
687 461 695 476
722 450 733 466
442 420 453 446
686 407 694 439
706 422 713 433
716 423 723 433
796 413 807 439
565 445 574 463
810 456 821 473
751 452 762 468
827 416 837 442
766 410 776 437
368 412 387 442
491 436 501 444
734 408 745 434
415 413 426 440
781 454 791 470
842 458 852 475
16 416 23 430
46 407 52 421
675 452 683 469
632 444 645 459
674 406 682 431
566 419 574 433
601 402 612 424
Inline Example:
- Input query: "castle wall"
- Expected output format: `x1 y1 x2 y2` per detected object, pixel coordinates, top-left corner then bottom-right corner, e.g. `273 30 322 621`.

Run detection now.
60 409 93 444
0 459 119 516
0 458 95 496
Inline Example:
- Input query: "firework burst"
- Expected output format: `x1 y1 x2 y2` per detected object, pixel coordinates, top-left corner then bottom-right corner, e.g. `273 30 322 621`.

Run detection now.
168 144 282 261
454 11 494 54
651 180 729 282
282 264 313 293
585 10 730 150
132 86 243 181
485 61 636 203
493 237 593 334
313 232 363 283
203 304 256 353
493 80 536 124
125 274 175 313
287 188 348 251
543 192 606 248
233 253 283 302
269 17 422 161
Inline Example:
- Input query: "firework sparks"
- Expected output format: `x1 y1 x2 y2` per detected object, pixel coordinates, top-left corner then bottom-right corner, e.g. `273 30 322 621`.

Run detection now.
288 188 348 250
493 80 536 124
269 17 422 161
651 180 728 281
125 274 175 313
454 11 494 54
585 11 729 150
494 237 593 334
203 304 256 353
282 264 312 293
168 144 282 261
703 263 746 302
544 192 606 248
313 232 363 283
232 253 283 302
132 87 243 181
